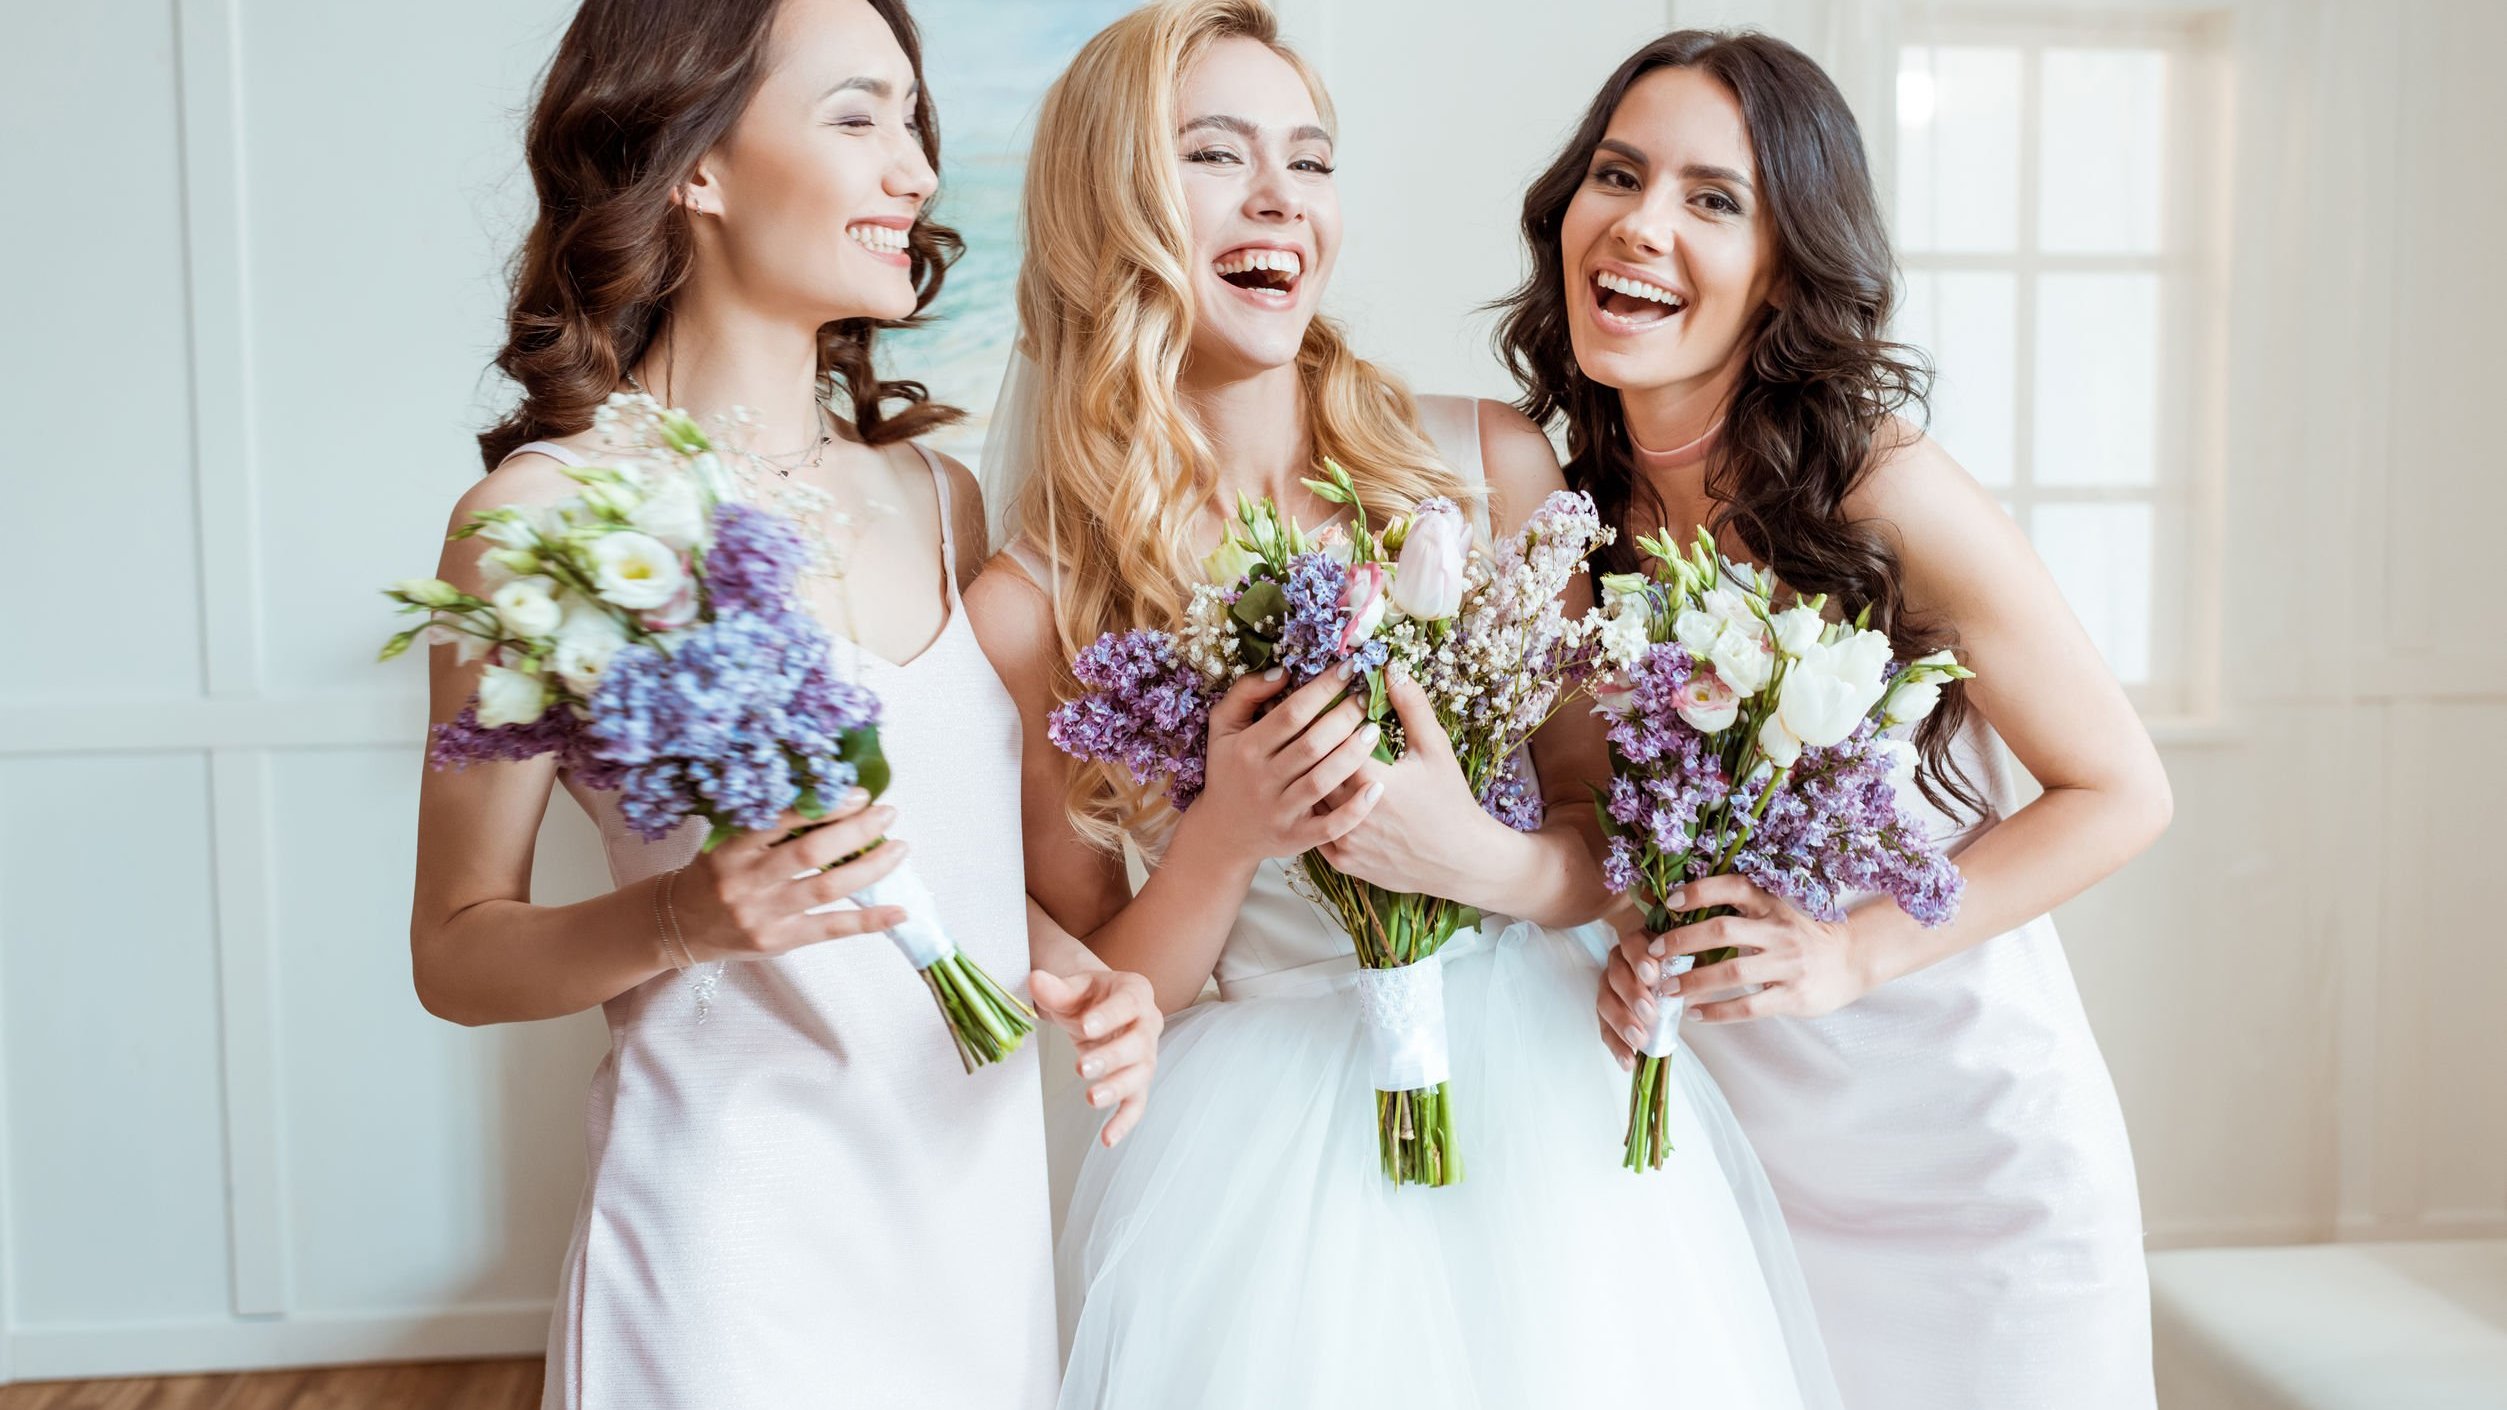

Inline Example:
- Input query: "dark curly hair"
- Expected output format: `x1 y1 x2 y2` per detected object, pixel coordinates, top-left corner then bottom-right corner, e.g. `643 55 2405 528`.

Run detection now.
1495 29 1981 820
478 0 962 470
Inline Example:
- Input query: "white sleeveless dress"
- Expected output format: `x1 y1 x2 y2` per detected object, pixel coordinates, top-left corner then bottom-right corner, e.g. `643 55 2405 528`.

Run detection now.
1038 397 1841 1410
1684 721 2156 1409
516 440 1059 1409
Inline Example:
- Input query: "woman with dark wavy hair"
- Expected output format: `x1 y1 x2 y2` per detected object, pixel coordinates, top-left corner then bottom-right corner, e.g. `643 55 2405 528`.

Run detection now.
408 2 1159 1404
1499 31 2170 1410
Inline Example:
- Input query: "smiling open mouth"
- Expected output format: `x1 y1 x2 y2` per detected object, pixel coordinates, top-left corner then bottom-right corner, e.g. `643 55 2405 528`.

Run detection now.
1216 248 1302 297
1592 270 1687 325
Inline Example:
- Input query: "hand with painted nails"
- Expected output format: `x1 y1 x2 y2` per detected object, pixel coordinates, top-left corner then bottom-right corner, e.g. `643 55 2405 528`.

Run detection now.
1597 873 1869 1064
1030 967 1164 1148
1189 666 1386 863
665 788 916 965
1313 666 1485 898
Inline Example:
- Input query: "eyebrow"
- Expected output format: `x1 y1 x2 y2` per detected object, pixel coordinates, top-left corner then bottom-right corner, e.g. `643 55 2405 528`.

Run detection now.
824 76 917 103
1179 113 1333 144
1593 140 1755 191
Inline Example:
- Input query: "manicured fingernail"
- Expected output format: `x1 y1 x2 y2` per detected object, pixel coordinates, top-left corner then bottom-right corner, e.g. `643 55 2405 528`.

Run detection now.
1080 1058 1104 1080
1263 667 1284 682
1358 723 1381 746
1620 1055 1634 1072
1363 782 1384 804
1622 1025 1643 1047
1665 889 1687 909
843 787 870 807
1336 659 1354 679
1639 999 1657 1021
1637 961 1657 984
1648 936 1665 958
1663 975 1681 996
1089 1086 1111 1107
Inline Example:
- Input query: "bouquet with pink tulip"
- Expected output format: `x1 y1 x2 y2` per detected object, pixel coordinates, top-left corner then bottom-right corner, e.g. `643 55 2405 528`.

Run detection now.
1047 461 1610 1186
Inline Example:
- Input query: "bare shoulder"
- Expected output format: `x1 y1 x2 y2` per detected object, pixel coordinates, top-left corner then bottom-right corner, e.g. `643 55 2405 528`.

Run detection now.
1845 416 2038 612
1467 398 1566 534
964 541 1059 697
448 430 603 526
434 437 602 597
1843 416 2008 551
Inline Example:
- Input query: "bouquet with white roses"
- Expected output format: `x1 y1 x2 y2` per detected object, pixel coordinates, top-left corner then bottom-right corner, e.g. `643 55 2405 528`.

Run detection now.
1046 460 1609 1186
1590 528 1969 1170
382 394 1033 1067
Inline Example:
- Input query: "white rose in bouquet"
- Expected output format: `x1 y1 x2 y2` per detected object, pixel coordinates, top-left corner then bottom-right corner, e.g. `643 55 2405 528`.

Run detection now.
629 474 709 552
587 530 687 610
490 575 564 639
1776 628 1894 751
551 597 632 696
1771 604 1826 657
475 663 552 726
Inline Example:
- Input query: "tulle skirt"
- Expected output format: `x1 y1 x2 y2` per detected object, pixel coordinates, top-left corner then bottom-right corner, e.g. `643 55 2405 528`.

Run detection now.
1050 918 1841 1409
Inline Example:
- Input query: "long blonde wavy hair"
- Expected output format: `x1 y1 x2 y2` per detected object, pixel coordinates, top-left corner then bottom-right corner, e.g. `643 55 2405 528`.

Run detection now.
1015 0 1466 845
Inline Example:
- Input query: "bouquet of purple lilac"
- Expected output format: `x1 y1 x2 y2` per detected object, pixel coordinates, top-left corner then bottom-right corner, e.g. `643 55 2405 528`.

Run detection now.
1049 461 1610 1187
1590 528 1969 1169
382 394 1032 1067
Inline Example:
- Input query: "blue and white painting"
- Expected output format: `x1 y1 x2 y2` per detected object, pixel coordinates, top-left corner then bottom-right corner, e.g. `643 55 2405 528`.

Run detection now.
884 0 1137 468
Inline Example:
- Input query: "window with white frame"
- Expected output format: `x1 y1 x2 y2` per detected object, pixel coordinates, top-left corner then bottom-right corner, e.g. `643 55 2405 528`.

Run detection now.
1888 10 2227 721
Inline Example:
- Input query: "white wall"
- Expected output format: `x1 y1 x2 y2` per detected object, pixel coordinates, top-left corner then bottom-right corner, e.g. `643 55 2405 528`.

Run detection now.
1 0 2498 1385
0 0 607 1381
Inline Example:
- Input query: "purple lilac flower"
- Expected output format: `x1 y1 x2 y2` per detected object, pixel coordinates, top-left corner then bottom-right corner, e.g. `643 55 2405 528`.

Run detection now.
1604 643 1698 767
701 501 815 614
1477 756 1546 833
1598 643 1961 929
1276 552 1388 684
1048 628 1219 811
428 700 577 772
1729 726 1964 926
577 606 880 839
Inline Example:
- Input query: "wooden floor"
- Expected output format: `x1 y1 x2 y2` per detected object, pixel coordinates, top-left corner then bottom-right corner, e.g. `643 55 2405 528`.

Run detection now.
0 1360 541 1410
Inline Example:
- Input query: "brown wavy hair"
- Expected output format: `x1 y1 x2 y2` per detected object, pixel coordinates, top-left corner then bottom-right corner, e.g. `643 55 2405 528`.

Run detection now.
1495 29 1982 819
478 0 961 470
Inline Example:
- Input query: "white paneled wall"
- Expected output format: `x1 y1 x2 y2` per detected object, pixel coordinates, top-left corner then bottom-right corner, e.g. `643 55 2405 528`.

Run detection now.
1 0 2499 1386
0 0 607 1381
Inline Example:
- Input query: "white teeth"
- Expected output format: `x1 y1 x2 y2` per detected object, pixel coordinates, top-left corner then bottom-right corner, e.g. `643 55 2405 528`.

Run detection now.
1214 248 1303 278
1596 271 1685 309
847 223 909 254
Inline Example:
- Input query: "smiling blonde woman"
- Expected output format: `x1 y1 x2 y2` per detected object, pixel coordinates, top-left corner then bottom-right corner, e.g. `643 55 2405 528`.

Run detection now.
965 4 1842 1406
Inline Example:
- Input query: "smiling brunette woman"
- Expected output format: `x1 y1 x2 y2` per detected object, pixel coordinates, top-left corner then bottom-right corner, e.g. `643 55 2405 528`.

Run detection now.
409 1 1164 1404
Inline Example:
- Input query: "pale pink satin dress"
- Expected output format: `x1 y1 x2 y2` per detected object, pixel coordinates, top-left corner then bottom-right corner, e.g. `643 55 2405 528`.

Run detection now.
513 440 1057 1409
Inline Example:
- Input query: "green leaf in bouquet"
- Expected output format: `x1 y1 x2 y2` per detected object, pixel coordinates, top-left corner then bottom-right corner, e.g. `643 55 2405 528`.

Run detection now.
701 819 744 853
1232 579 1288 631
1240 636 1275 671
840 725 892 801
1366 667 1390 728
1589 782 1623 839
